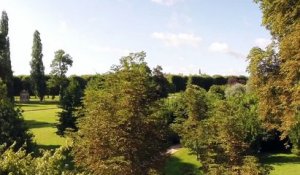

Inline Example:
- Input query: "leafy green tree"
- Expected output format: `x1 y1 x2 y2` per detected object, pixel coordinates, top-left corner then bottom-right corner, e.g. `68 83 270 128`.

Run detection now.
173 85 209 160
0 79 32 151
247 45 282 132
254 0 300 139
50 49 73 100
0 145 81 175
57 77 83 135
72 52 168 174
0 11 13 101
30 30 46 102
225 83 246 98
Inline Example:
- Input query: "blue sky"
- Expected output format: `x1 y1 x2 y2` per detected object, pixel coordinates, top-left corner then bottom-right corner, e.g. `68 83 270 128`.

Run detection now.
0 0 271 75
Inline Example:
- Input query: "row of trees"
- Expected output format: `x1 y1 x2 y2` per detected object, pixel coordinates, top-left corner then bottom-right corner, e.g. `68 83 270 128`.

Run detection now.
12 74 247 98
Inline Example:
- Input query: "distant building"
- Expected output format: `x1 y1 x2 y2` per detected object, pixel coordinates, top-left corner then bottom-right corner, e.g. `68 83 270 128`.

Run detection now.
20 90 30 102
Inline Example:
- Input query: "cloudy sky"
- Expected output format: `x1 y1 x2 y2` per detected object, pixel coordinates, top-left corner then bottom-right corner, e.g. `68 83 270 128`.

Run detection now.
0 0 271 75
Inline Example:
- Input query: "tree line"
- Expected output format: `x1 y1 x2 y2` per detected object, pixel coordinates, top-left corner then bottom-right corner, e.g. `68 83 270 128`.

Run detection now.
12 74 248 97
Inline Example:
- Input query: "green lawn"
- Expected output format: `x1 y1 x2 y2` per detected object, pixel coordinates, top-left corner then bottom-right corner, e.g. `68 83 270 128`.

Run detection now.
164 148 202 175
261 153 300 175
165 148 300 175
16 97 67 149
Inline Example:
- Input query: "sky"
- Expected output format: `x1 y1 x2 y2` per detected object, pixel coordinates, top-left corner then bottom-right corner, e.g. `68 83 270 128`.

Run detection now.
0 0 271 76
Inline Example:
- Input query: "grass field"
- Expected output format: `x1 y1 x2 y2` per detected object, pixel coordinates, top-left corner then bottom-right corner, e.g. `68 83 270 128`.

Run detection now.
164 148 300 175
16 97 66 150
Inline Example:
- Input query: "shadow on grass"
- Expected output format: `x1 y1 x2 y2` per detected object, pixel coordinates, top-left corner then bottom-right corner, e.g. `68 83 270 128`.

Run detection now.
37 144 61 150
261 154 300 165
26 120 56 129
164 156 203 175
16 100 59 105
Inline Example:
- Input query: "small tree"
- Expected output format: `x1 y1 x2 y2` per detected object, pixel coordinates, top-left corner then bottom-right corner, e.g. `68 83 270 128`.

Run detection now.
57 77 83 135
30 30 46 101
50 49 73 100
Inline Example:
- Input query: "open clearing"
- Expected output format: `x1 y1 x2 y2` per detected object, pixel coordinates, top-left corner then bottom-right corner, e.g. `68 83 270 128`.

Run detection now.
16 97 66 149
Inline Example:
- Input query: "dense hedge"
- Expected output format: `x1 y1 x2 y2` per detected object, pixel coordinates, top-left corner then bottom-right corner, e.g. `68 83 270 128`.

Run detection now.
167 74 248 92
12 74 248 96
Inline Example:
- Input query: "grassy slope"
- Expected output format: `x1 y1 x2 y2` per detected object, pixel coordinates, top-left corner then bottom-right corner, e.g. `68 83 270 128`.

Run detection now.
165 148 300 175
16 97 66 149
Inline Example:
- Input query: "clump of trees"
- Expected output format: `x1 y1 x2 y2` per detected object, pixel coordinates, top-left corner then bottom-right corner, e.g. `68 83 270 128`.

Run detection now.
0 79 33 151
72 52 168 174
249 0 300 153
166 83 270 174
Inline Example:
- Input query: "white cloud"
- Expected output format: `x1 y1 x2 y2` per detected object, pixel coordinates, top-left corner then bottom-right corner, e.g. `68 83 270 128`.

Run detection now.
151 0 184 6
209 42 245 59
152 32 202 47
254 38 271 49
90 45 131 55
209 42 230 53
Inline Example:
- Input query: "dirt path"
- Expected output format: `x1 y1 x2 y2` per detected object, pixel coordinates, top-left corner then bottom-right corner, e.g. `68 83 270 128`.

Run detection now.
166 144 182 155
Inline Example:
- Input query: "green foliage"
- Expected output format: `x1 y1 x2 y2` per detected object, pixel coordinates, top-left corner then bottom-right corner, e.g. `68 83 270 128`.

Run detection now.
57 77 84 135
247 45 282 131
152 65 170 98
168 75 188 92
50 49 73 100
0 80 33 151
0 11 13 101
73 52 168 174
224 83 246 98
254 0 300 39
0 144 82 175
174 82 266 174
188 75 214 91
30 30 46 102
208 85 226 100
251 0 300 139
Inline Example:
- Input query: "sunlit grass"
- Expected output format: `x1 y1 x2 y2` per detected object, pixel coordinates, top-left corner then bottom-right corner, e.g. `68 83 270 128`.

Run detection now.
16 96 66 149
164 148 300 175
261 153 300 175
164 148 202 175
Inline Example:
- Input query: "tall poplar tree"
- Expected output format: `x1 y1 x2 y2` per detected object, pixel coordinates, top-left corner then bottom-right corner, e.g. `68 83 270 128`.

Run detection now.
30 30 46 101
0 11 13 101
